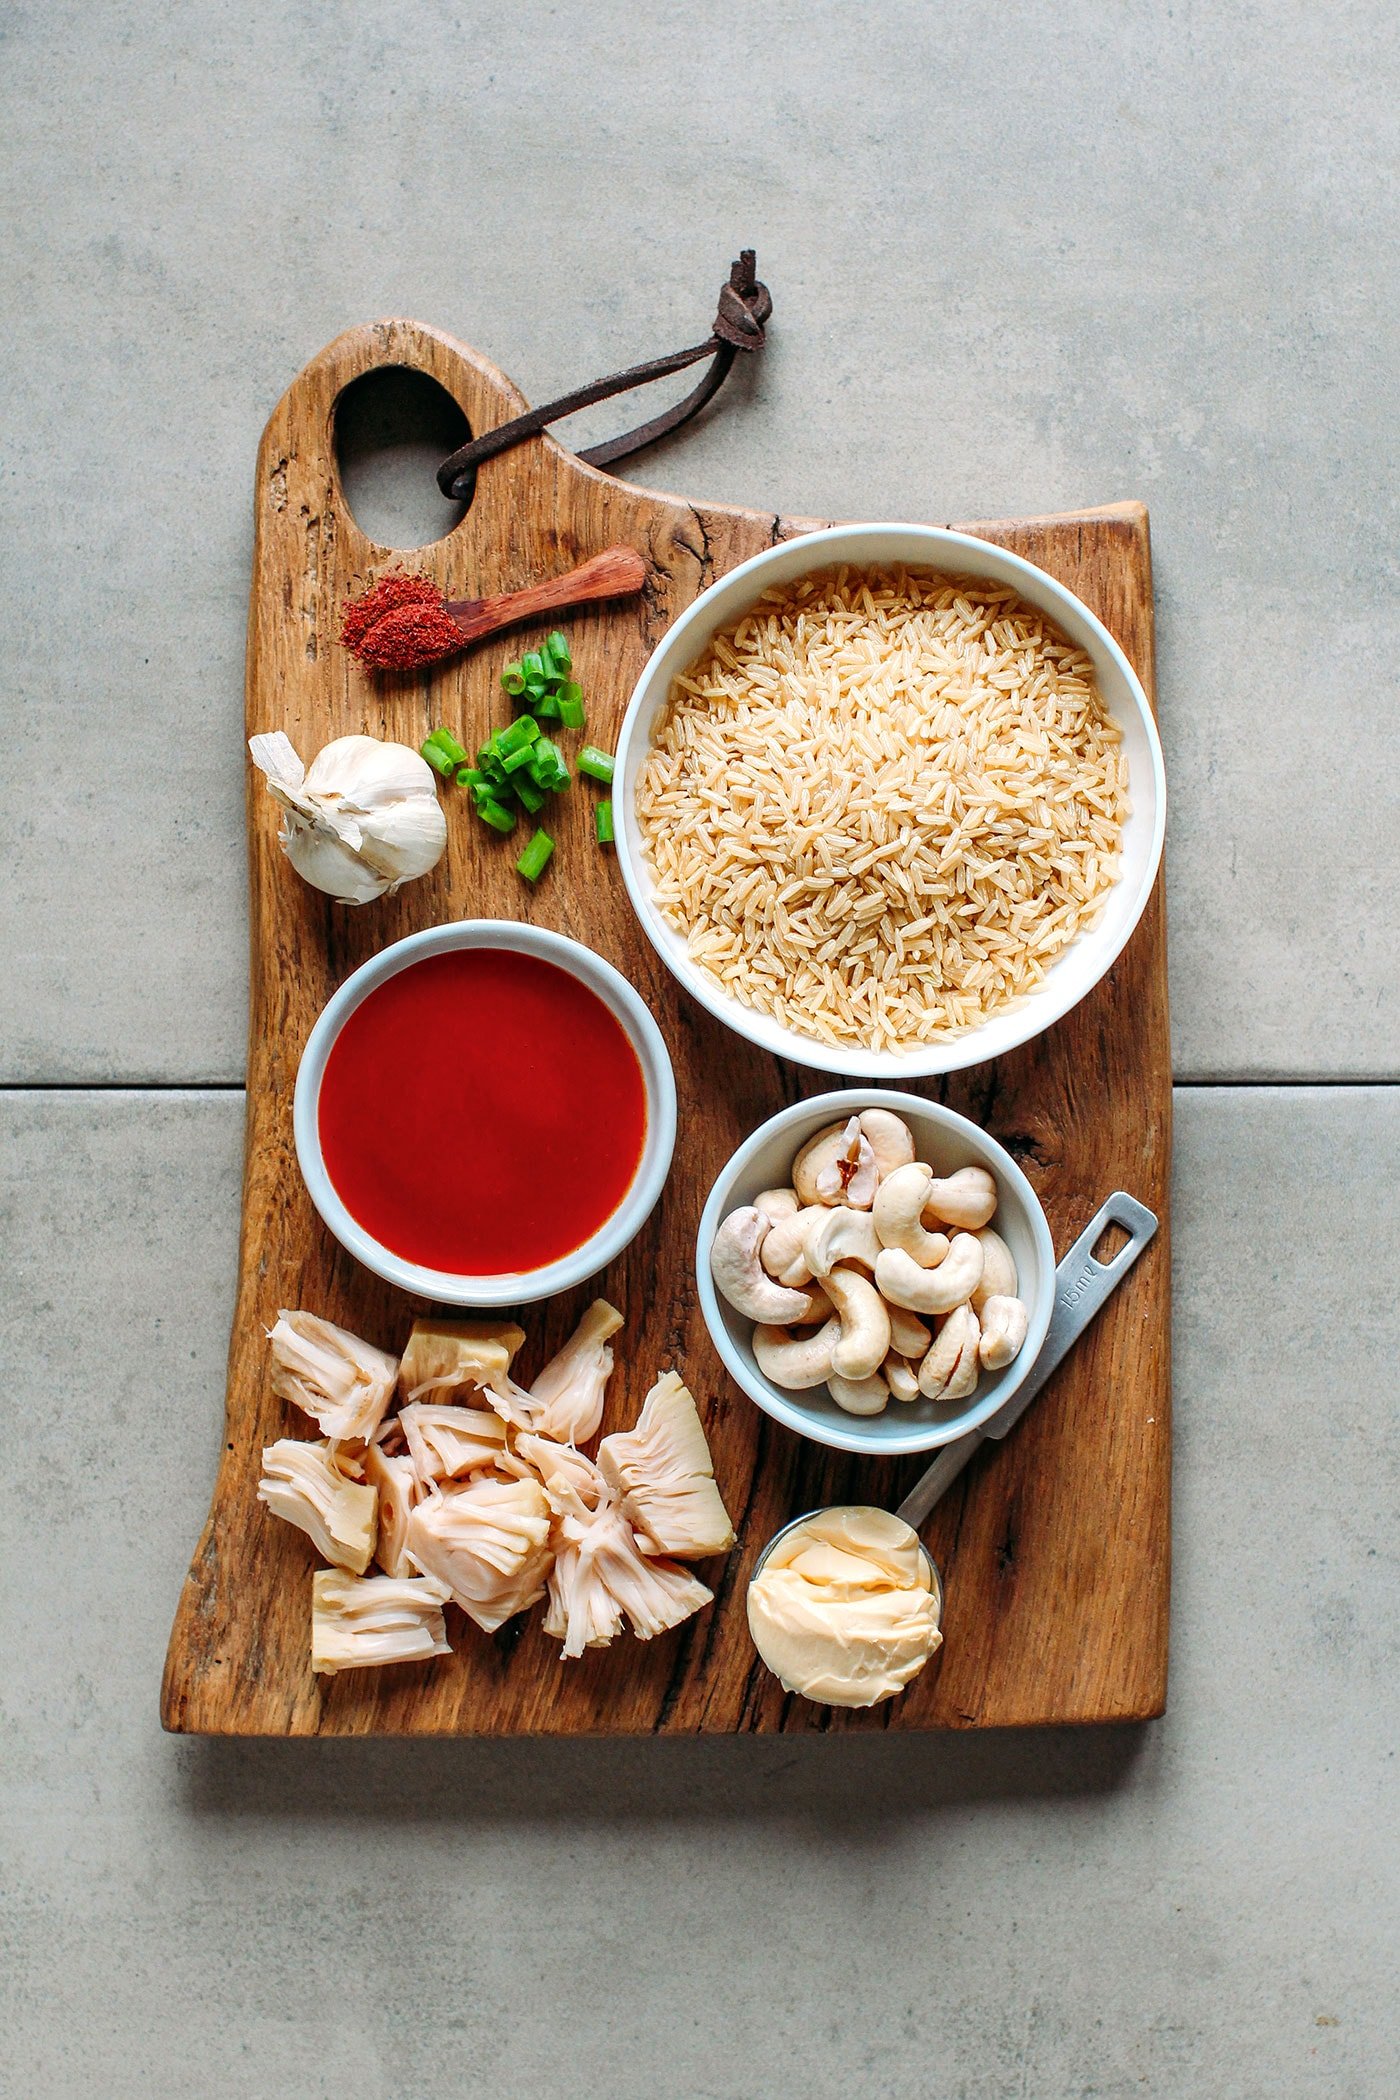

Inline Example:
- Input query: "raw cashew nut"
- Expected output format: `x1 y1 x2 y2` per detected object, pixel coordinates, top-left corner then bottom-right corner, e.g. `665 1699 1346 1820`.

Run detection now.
805 1205 882 1277
921 1166 998 1231
754 1317 841 1390
971 1227 1018 1312
792 1117 879 1210
710 1208 820 1325
883 1353 921 1404
875 1233 985 1315
917 1304 981 1400
885 1305 932 1363
827 1369 889 1417
857 1109 916 1181
823 1267 892 1382
873 1162 953 1267
759 1204 827 1287
978 1294 1030 1370
788 1283 834 1327
753 1186 800 1225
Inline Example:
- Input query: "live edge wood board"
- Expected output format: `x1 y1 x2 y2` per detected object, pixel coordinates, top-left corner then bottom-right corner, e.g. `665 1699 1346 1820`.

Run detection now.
162 320 1172 1737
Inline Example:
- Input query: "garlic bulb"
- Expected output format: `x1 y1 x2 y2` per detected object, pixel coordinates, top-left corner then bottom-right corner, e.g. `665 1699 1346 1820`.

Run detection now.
248 730 447 904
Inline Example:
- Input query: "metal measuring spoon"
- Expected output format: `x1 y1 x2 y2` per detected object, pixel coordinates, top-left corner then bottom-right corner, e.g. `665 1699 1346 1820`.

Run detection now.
750 1190 1159 1594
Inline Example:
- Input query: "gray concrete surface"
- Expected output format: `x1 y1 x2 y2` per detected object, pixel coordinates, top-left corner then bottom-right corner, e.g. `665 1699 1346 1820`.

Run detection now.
1 1 1397 1081
3 1088 1396 2098
2 3 1397 2096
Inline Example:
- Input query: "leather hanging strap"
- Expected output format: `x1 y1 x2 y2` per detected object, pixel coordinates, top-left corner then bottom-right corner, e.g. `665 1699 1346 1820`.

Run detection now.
436 251 771 500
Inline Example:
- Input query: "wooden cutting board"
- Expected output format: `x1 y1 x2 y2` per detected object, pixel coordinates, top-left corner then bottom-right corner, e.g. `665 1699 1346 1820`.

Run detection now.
161 319 1171 1736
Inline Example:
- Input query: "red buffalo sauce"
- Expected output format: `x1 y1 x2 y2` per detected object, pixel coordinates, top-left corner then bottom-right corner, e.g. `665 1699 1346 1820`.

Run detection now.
318 948 647 1275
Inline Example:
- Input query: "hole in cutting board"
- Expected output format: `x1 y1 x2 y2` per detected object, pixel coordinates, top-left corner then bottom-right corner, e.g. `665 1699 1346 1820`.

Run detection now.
334 367 473 549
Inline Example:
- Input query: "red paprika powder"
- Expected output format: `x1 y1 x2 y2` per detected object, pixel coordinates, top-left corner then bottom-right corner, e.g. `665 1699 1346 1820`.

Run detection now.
339 572 468 671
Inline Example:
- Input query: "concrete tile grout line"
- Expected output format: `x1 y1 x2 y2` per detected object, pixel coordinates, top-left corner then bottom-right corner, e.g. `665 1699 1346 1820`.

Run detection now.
1 1078 1395 1094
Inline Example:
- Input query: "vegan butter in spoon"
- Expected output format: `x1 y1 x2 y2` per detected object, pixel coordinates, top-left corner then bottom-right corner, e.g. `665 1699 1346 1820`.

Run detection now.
746 1506 942 1708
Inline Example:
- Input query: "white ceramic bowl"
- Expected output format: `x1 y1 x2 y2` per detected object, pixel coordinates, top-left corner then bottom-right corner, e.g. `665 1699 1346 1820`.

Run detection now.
614 522 1166 1077
696 1090 1055 1456
294 921 676 1307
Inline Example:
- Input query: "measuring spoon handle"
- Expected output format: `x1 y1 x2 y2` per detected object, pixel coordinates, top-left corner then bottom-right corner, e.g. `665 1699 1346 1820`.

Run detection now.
895 1191 1159 1530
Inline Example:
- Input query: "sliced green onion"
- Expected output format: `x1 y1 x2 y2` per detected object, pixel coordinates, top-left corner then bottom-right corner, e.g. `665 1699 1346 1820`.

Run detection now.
514 774 546 814
475 797 517 834
501 663 527 697
529 738 570 791
521 650 546 686
516 828 555 883
501 742 538 775
471 777 513 810
557 685 586 730
595 799 614 845
577 744 615 785
456 766 488 789
423 727 468 771
543 630 572 674
533 691 562 722
493 715 541 758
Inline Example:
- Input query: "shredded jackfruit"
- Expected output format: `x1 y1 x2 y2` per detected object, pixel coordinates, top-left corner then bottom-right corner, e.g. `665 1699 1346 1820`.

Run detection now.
405 1477 554 1633
259 1300 730 1675
397 1317 525 1403
546 1502 712 1654
477 1373 544 1432
516 1434 606 1519
543 1528 626 1656
267 1309 398 1441
363 1440 421 1577
398 1402 508 1484
310 1569 452 1674
597 1371 735 1559
258 1438 378 1573
527 1298 623 1444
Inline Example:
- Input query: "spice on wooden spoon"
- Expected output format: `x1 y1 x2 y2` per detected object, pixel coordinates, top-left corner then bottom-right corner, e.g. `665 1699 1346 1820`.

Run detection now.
339 544 647 672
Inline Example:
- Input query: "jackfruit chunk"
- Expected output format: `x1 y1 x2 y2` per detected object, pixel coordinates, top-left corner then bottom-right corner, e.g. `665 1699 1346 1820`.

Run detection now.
527 1299 624 1445
310 1569 452 1674
597 1371 736 1559
543 1528 626 1657
405 1477 553 1634
364 1440 422 1578
543 1502 712 1657
267 1309 398 1442
516 1433 606 1519
397 1317 526 1403
476 1374 544 1433
258 1438 378 1573
398 1403 508 1485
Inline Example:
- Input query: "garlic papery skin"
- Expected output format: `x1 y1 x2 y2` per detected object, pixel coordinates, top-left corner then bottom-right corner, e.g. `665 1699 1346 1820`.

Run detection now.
248 730 447 904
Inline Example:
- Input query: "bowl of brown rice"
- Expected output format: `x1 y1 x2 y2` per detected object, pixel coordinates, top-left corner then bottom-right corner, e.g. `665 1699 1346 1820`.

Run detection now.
614 524 1165 1075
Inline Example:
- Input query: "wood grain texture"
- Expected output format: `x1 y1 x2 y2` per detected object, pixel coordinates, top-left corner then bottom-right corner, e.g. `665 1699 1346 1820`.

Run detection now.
161 319 1171 1736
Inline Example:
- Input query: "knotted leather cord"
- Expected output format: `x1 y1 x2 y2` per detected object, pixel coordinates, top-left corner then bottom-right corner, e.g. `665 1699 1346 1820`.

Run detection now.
436 252 771 500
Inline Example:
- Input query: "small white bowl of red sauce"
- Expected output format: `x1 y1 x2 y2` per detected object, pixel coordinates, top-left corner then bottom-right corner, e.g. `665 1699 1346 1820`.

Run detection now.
294 922 676 1306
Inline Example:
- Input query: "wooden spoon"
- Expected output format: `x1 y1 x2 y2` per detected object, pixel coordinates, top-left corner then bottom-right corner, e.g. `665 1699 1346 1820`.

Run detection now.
445 544 647 643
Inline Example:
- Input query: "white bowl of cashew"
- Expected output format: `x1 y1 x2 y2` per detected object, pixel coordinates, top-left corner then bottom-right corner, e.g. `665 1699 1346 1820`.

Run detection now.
696 1090 1055 1456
